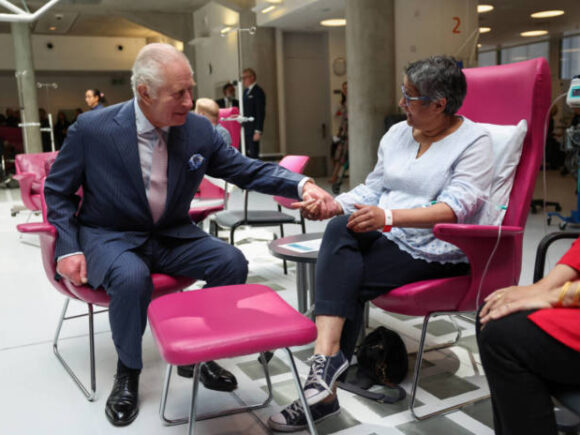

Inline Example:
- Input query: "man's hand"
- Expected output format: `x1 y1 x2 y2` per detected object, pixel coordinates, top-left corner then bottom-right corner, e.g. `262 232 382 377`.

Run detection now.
56 253 88 286
253 131 262 142
346 204 385 232
291 181 342 220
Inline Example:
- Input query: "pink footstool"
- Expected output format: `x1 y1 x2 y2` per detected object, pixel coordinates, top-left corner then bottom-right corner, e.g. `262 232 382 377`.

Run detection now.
148 284 318 434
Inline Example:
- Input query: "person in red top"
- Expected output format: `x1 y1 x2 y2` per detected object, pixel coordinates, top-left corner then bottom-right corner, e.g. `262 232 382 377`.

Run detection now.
477 237 580 434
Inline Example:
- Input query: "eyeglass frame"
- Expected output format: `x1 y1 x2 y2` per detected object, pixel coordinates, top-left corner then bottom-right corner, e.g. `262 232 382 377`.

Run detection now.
400 85 431 105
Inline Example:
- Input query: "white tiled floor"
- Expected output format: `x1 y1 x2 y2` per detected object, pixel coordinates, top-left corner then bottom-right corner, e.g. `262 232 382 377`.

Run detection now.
0 172 576 435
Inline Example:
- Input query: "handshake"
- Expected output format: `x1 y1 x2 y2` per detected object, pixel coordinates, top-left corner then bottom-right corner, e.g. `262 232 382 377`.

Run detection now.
291 180 342 221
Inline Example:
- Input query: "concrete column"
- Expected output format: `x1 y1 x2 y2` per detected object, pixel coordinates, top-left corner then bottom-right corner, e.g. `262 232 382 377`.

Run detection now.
346 0 395 186
11 22 42 154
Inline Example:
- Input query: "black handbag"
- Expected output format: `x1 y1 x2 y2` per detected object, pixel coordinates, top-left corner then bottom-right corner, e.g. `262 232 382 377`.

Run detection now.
338 326 408 403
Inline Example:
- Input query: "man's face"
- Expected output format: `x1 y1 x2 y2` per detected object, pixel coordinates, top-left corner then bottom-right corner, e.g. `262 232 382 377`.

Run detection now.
242 72 255 88
224 85 235 98
139 59 195 127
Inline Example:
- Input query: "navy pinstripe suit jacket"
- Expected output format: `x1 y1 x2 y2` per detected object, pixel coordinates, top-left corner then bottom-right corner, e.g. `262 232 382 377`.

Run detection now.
44 99 303 287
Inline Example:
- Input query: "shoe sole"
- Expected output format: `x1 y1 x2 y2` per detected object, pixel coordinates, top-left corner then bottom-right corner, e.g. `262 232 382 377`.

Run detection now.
267 407 340 432
304 360 349 406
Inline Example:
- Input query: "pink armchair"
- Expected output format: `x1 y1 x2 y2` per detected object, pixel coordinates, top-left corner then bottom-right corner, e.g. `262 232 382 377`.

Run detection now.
17 180 195 401
371 58 552 419
13 151 58 213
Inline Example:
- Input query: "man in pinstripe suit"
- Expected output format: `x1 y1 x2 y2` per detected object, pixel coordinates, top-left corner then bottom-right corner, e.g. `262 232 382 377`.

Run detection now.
44 43 332 426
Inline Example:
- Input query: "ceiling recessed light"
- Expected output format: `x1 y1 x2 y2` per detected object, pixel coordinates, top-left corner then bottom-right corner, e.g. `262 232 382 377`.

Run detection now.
477 5 494 13
520 30 548 37
531 10 564 18
479 27 491 33
261 5 276 13
477 43 482 48
266 0 282 3
320 18 346 27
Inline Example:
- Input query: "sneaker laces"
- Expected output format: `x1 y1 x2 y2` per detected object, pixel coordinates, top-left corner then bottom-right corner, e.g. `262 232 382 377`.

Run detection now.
304 354 333 395
282 400 305 421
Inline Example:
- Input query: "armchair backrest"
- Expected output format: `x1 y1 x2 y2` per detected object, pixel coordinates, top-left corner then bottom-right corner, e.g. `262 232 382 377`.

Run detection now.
218 107 241 150
15 151 59 178
458 57 551 229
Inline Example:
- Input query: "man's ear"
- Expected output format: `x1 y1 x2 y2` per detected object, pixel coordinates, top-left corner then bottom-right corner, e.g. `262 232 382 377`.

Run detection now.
137 84 151 105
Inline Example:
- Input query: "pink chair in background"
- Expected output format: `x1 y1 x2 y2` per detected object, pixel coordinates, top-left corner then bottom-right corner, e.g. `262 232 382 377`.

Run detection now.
13 151 58 216
188 177 228 224
370 58 552 419
218 107 241 151
211 155 310 274
17 180 195 401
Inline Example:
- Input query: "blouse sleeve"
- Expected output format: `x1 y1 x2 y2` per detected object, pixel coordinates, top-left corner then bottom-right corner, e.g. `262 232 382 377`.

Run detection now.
437 135 493 223
335 135 387 214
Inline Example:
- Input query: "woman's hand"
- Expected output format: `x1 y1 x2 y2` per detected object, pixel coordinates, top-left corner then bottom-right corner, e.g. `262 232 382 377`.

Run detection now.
479 284 558 325
346 204 386 232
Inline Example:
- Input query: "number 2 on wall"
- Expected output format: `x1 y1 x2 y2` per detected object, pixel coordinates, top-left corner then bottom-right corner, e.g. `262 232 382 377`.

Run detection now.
452 17 461 34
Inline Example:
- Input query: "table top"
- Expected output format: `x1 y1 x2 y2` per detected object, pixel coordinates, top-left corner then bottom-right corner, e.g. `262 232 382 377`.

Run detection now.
268 232 324 263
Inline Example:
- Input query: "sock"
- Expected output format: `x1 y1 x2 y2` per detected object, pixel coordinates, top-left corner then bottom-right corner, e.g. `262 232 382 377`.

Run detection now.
117 359 141 376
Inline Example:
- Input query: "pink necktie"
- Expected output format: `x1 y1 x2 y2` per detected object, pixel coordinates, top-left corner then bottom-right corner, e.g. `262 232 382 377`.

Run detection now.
148 128 168 222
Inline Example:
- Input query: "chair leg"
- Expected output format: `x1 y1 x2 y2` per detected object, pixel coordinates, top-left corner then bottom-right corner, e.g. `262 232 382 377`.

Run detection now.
283 348 318 435
159 352 275 427
52 298 97 401
409 312 489 420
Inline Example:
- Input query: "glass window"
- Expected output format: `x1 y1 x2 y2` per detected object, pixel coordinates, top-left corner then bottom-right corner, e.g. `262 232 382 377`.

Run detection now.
478 50 497 67
500 41 549 65
561 34 580 80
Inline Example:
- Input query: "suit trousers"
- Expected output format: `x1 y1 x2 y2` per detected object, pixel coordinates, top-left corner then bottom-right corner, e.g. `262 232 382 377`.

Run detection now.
314 215 469 361
244 132 260 159
476 309 580 435
103 233 248 369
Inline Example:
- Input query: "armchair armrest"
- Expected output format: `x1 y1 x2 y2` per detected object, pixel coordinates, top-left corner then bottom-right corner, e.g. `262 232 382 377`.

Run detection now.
16 222 56 236
432 223 524 310
13 172 41 211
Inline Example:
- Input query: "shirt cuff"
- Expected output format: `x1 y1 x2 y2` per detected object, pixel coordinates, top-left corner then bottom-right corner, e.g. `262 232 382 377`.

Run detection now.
297 177 312 200
57 252 83 262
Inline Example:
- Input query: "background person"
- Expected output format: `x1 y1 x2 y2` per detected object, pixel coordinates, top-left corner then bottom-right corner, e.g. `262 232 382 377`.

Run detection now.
242 68 265 158
45 43 332 428
194 97 232 148
85 88 105 110
478 239 580 435
53 111 70 150
216 82 239 109
269 56 494 432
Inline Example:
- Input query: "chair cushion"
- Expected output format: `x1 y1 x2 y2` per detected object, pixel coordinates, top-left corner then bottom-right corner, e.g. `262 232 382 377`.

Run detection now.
148 284 317 365
477 120 527 225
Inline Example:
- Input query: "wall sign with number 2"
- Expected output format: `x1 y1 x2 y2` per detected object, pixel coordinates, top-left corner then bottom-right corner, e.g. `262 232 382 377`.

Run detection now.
452 16 461 33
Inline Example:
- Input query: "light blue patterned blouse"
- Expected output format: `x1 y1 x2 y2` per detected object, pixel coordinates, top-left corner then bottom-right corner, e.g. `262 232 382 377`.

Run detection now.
336 117 493 264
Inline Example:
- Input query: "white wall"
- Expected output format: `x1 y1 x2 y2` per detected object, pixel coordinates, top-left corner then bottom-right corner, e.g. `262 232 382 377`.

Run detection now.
192 1 240 100
395 0 479 93
0 34 146 71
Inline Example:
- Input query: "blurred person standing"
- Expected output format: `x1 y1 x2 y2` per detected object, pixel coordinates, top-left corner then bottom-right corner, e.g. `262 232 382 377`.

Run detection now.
216 82 239 109
242 68 265 158
85 88 105 110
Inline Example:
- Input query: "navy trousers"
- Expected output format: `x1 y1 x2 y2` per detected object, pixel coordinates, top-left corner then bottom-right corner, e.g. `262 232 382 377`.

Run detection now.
103 233 248 369
314 215 469 361
477 309 580 435
244 132 260 159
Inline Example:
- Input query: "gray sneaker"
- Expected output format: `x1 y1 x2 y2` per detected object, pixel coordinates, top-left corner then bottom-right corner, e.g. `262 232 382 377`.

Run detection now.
268 396 340 432
303 351 349 405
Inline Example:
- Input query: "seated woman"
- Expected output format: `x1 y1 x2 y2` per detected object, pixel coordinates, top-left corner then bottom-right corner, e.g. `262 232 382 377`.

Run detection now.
268 55 494 432
478 239 580 435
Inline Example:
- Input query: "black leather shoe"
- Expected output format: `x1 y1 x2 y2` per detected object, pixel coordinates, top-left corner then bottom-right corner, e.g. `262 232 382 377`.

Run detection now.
177 361 237 392
105 371 139 426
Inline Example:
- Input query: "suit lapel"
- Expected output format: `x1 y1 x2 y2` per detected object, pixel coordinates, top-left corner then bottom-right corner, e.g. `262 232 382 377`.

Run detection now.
111 100 149 208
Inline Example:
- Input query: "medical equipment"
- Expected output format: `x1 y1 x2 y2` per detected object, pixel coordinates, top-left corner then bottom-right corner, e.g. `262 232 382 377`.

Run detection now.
547 75 580 229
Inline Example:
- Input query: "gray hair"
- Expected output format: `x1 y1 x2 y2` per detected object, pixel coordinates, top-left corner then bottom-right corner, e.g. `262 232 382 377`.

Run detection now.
404 56 466 115
131 43 193 99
